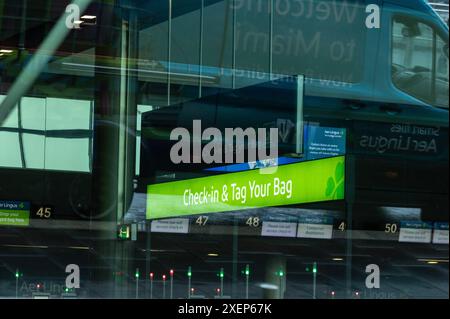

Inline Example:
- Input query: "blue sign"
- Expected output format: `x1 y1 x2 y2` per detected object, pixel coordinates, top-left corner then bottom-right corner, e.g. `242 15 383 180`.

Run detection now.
298 215 334 225
0 201 30 210
206 124 346 173
400 221 433 229
434 222 449 230
304 126 346 160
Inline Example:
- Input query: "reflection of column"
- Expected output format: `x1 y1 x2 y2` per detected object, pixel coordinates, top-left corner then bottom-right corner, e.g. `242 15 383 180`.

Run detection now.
231 0 236 89
345 155 356 299
198 0 204 98
231 218 238 297
92 27 122 297
167 0 172 106
263 256 286 299
269 0 273 79
91 7 136 298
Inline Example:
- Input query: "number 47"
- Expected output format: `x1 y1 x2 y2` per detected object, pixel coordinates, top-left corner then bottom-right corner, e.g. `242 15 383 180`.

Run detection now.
195 216 208 226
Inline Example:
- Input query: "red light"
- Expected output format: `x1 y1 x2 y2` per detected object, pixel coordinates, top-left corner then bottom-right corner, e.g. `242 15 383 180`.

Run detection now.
150 272 154 279
191 288 195 292
170 269 174 276
162 274 166 280
331 291 335 295
216 288 221 293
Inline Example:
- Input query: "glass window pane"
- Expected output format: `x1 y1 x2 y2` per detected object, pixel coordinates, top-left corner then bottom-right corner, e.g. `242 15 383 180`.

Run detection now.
46 98 92 130
44 137 91 172
0 95 18 128
0 0 448 301
392 18 434 105
0 132 22 168
22 133 45 169
20 97 46 131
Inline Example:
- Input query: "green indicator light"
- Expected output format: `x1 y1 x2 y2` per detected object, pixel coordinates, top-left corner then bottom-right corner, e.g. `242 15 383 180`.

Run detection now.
219 268 224 278
118 225 130 240
313 262 317 274
244 264 250 276
279 270 284 277
15 272 19 278
187 266 192 277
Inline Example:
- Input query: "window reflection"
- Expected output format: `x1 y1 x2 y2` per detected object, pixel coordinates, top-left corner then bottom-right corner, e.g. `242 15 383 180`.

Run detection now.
0 96 93 171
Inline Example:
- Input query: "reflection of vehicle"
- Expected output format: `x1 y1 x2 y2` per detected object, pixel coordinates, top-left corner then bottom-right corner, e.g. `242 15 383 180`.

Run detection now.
137 0 448 110
391 14 449 108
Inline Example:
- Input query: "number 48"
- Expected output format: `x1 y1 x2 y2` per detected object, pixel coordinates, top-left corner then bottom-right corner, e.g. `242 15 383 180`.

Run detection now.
246 217 260 228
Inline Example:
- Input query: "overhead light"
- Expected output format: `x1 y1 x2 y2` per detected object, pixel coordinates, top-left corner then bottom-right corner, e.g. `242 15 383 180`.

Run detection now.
61 62 217 84
74 20 84 28
332 258 344 261
418 258 448 264
81 15 97 25
257 283 279 290
0 49 13 54
207 253 219 257
3 244 48 249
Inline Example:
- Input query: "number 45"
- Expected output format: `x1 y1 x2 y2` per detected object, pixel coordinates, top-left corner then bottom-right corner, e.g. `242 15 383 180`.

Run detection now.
36 207 52 218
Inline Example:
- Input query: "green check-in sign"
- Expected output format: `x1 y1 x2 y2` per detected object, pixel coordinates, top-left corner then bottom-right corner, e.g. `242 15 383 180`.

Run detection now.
147 156 345 220
0 201 30 226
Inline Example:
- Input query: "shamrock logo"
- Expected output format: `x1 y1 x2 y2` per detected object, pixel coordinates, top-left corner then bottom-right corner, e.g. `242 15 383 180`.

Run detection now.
325 161 345 200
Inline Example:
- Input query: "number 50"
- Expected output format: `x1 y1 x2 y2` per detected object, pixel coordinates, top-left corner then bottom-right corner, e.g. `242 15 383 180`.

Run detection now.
385 223 398 233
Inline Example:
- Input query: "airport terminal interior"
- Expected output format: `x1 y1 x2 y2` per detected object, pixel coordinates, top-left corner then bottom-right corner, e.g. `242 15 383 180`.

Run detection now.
0 0 448 298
